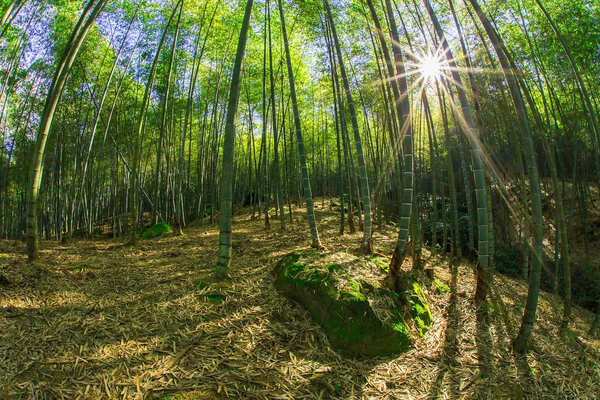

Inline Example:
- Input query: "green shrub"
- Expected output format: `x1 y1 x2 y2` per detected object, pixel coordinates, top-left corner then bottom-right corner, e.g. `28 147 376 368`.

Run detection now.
494 243 522 276
569 261 600 311
142 223 173 239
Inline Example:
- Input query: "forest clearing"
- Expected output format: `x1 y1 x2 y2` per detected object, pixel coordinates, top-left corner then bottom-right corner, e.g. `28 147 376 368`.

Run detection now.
1 202 599 399
1 0 600 398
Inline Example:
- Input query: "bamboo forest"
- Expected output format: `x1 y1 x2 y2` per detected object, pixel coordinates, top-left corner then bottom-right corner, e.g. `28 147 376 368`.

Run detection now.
1 0 600 398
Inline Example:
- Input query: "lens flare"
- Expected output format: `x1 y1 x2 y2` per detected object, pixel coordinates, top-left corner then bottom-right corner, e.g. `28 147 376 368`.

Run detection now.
418 53 443 82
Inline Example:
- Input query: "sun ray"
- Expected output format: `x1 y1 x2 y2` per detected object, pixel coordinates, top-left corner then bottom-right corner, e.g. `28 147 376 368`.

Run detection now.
367 38 545 264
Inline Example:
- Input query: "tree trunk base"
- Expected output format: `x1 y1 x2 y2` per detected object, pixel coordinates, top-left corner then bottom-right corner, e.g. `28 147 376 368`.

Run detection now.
512 329 529 354
125 231 138 246
474 263 489 303
560 304 571 338
214 264 228 281
26 234 38 262
385 244 408 292
590 304 599 337
348 216 355 233
559 320 569 338
361 237 373 255
412 249 423 272
311 240 325 250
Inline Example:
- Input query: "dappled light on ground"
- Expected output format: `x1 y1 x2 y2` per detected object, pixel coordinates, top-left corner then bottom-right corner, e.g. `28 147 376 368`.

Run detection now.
1 202 599 399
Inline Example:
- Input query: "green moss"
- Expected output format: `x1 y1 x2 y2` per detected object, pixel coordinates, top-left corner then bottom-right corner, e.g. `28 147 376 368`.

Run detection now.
206 293 226 304
359 279 381 291
277 252 301 269
340 288 366 302
370 257 389 273
393 322 407 334
326 263 344 273
193 280 208 291
142 223 173 240
302 249 323 259
434 279 450 294
287 262 305 277
341 281 366 301
487 300 498 316
409 281 433 336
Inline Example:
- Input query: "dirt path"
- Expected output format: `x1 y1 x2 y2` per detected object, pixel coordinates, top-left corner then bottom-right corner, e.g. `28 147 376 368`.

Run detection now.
1 203 599 399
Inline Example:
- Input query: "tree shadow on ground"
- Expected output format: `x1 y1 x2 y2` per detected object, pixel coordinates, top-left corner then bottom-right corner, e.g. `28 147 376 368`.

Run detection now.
426 265 526 400
468 297 524 399
2 207 600 399
427 259 461 400
0 212 390 399
486 286 538 398
267 318 392 399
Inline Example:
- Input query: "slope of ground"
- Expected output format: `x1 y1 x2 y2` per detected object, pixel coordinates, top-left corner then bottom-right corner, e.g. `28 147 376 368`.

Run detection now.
1 201 599 399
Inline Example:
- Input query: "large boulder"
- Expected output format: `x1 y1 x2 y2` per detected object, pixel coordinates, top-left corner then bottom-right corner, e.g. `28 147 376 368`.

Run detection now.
274 251 433 357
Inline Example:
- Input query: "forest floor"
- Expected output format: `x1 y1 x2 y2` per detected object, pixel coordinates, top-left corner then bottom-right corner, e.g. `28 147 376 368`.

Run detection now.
1 200 599 399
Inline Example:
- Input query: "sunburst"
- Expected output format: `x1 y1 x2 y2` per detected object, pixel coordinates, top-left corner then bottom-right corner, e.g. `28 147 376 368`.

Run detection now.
416 51 444 84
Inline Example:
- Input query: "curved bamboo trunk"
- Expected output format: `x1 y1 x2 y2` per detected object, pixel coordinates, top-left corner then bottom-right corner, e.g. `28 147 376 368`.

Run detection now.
422 0 490 300
0 0 27 39
465 0 545 353
75 5 138 232
267 0 285 231
531 0 600 193
277 0 321 248
323 0 372 253
129 0 183 245
513 0 572 335
260 5 270 230
215 0 254 278
324 18 345 235
328 26 356 234
26 0 108 260
154 2 183 224
384 0 414 286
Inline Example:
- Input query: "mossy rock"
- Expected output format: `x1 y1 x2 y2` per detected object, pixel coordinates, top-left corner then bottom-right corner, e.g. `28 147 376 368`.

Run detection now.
142 223 173 239
274 252 411 357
